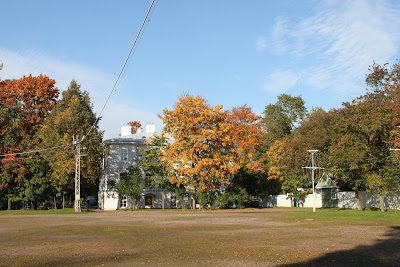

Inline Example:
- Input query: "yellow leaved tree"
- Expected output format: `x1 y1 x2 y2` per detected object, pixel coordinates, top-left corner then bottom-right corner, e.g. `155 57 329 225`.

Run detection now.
159 94 240 195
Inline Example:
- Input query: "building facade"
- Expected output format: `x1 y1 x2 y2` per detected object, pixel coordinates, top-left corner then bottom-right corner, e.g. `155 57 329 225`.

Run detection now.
98 123 191 210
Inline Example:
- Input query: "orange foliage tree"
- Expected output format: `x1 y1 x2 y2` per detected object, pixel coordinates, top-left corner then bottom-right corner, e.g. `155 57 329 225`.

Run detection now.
0 75 59 206
266 139 285 180
127 121 142 134
159 94 240 193
228 105 265 173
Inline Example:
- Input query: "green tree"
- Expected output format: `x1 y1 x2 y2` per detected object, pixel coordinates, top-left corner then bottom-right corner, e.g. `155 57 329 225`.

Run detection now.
317 62 400 211
259 94 307 196
262 94 307 142
265 108 337 206
140 134 173 209
118 166 144 209
361 61 400 211
38 80 103 208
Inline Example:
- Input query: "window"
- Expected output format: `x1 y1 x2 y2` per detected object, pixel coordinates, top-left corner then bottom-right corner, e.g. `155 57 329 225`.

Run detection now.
170 195 177 208
331 188 338 200
121 148 128 161
120 196 127 208
145 195 152 206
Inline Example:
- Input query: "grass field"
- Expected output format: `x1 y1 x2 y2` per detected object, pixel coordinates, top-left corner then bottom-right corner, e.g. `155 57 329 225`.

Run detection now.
0 208 399 266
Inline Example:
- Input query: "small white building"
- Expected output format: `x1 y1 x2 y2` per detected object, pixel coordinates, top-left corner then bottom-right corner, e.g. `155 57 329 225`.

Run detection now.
98 123 191 210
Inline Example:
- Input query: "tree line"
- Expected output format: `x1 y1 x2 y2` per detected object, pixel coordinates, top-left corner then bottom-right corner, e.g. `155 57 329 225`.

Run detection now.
0 74 102 210
2 61 399 211
120 61 400 211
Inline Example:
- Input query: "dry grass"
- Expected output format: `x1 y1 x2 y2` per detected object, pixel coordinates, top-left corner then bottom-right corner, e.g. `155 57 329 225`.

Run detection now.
0 208 399 266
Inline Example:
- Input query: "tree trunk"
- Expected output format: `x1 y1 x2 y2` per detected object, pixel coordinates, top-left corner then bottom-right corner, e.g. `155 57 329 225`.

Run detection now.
192 197 196 209
379 193 386 212
355 191 363 211
62 194 65 209
290 196 294 208
54 196 57 209
162 190 165 210
132 198 138 209
7 198 11 210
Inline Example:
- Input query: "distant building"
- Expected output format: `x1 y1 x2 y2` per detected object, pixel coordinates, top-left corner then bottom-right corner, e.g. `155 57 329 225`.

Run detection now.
98 123 191 210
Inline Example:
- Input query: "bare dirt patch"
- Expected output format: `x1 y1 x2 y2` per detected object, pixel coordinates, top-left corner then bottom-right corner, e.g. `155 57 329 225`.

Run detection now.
0 209 399 266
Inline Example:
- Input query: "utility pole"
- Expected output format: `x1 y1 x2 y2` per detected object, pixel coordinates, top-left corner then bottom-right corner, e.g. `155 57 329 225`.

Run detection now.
74 135 81 212
302 150 324 212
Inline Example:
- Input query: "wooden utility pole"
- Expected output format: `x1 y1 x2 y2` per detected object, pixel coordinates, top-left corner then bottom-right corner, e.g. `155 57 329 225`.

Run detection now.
74 135 81 212
302 150 324 212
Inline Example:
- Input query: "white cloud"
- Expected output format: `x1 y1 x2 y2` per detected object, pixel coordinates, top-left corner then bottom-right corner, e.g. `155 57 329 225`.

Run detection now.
0 47 113 101
267 0 400 96
0 47 162 137
263 69 299 93
255 36 267 51
271 16 289 54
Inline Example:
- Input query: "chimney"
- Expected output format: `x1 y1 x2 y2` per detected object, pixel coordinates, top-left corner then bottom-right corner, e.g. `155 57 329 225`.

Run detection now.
146 123 155 133
120 125 132 137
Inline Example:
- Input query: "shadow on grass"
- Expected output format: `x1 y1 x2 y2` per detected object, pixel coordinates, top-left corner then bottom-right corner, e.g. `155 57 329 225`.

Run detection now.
283 226 400 267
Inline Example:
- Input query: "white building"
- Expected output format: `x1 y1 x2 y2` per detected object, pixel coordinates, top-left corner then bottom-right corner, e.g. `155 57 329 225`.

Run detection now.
98 123 191 210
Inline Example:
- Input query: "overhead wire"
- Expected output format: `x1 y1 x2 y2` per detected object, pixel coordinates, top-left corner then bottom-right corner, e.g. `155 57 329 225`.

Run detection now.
0 0 157 158
82 0 156 143
0 143 72 158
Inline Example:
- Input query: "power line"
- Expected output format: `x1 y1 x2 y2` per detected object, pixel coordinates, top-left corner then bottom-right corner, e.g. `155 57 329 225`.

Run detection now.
0 143 72 158
0 1 157 160
82 0 157 143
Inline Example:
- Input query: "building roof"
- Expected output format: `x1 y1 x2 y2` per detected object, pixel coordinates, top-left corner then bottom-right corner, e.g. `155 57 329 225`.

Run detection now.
104 132 173 144
104 132 155 144
316 173 338 189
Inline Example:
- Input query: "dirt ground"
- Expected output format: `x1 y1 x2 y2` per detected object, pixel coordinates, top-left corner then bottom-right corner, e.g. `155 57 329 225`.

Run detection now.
0 209 399 266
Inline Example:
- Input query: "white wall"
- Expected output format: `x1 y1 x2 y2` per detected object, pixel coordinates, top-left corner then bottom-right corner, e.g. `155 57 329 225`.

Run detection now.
302 193 322 208
259 193 322 208
338 191 400 210
260 191 400 210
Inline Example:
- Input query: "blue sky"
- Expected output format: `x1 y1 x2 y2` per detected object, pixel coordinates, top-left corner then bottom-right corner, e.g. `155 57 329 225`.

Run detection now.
1 0 400 138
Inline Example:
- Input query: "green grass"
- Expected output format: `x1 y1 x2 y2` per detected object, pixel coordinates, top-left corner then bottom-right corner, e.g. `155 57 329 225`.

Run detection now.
1 207 400 224
0 208 94 215
286 208 400 223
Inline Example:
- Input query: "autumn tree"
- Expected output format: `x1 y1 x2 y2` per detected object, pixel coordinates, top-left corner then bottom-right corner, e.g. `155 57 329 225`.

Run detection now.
267 140 285 181
228 105 265 172
159 94 240 206
0 75 59 209
304 62 400 211
39 80 103 208
127 121 142 134
360 61 400 211
264 107 340 206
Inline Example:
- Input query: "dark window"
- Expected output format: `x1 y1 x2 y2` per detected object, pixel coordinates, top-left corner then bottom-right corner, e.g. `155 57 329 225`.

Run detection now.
121 196 127 208
145 195 152 206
